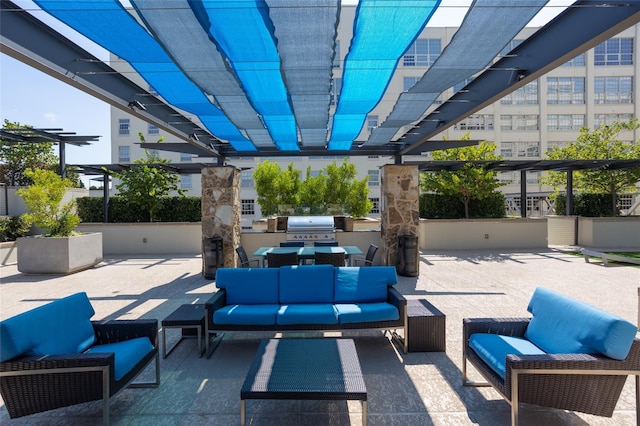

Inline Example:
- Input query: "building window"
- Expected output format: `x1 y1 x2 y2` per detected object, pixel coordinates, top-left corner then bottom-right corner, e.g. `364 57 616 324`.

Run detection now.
500 141 540 158
403 38 441 67
594 113 634 128
547 114 585 131
454 114 494 131
562 54 585 66
241 199 255 215
547 77 585 104
594 37 633 66
180 152 193 162
499 39 523 56
366 115 378 132
241 170 254 188
594 76 633 104
500 80 538 105
500 115 539 131
118 145 130 162
547 141 569 152
330 78 342 106
369 197 380 214
148 124 159 135
368 169 380 187
118 118 130 136
181 175 192 190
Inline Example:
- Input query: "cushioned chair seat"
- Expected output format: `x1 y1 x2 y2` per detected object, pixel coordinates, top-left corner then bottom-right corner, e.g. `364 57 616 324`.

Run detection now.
85 337 154 381
213 304 280 325
469 333 546 379
277 304 339 325
335 302 399 324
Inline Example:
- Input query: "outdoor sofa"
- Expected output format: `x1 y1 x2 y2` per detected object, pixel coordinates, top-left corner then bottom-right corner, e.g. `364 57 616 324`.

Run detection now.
205 264 406 340
0 292 159 425
463 286 640 425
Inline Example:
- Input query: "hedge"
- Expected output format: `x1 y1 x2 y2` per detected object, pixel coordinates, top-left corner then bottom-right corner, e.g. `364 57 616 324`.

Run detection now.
77 196 201 223
554 193 619 217
419 193 505 219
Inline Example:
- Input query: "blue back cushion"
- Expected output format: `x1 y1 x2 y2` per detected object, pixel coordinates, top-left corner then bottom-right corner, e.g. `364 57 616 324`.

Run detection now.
279 265 335 304
334 266 397 303
525 287 637 360
0 292 96 362
215 267 279 304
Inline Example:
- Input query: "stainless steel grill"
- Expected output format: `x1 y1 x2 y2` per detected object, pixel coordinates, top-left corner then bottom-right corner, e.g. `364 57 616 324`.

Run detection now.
286 216 336 243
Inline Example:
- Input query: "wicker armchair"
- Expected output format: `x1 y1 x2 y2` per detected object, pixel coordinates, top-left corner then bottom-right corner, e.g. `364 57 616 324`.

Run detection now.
463 317 640 425
0 319 160 425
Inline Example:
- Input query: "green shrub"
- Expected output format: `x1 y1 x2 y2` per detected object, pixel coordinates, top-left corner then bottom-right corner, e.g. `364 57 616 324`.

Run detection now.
420 193 505 219
0 216 31 242
77 196 201 223
554 193 617 217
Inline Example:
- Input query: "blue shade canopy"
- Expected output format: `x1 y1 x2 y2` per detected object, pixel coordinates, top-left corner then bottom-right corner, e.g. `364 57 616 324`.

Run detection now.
367 0 549 145
327 0 441 150
34 0 257 152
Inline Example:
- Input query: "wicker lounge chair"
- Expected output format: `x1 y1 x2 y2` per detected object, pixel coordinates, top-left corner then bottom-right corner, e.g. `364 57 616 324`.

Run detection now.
463 288 640 426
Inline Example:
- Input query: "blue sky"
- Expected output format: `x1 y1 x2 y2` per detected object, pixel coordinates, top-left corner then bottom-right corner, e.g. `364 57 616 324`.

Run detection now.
1 0 568 172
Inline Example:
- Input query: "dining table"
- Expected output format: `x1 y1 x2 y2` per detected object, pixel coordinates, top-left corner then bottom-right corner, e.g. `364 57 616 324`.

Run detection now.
252 245 364 267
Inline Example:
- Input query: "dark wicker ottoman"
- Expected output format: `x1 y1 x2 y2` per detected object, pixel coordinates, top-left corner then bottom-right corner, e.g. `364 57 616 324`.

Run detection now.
161 304 205 358
395 299 446 352
241 338 367 425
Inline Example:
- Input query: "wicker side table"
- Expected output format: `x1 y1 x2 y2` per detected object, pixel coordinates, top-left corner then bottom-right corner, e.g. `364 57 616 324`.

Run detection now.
395 299 446 353
161 304 206 358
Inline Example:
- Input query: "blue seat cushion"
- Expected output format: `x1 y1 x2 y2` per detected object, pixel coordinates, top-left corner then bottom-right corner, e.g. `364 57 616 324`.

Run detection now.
213 304 280 325
335 303 399 324
334 266 397 303
215 268 279 304
0 292 96 362
279 265 335 304
276 304 339 325
85 337 154 381
525 287 637 360
469 333 546 379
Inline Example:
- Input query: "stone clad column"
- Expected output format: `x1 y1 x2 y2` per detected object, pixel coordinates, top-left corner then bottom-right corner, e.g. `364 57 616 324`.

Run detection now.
201 166 241 268
380 165 420 267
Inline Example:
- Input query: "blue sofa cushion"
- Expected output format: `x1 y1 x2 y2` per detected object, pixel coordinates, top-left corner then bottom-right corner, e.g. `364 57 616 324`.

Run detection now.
0 292 96 362
335 302 399 324
213 304 280 325
279 265 335 304
276 304 339 325
525 287 637 360
215 268 279 304
469 333 546 379
334 266 397 303
85 337 154 381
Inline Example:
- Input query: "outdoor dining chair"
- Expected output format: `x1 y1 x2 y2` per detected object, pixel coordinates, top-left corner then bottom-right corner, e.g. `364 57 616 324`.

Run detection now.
314 241 339 247
314 251 345 267
352 244 378 266
236 246 260 268
267 251 300 268
280 241 305 247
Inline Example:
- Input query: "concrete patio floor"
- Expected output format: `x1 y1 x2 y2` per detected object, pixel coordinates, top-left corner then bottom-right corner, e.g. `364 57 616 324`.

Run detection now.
1 249 639 425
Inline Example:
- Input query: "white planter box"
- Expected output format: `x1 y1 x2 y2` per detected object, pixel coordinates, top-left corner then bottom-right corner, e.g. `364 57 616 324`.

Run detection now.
17 232 103 274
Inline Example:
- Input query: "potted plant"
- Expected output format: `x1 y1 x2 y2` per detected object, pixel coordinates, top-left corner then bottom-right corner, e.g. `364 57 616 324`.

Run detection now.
16 168 102 274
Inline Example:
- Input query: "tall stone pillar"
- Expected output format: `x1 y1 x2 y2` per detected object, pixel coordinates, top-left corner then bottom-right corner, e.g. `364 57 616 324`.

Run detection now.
380 164 420 267
201 166 241 268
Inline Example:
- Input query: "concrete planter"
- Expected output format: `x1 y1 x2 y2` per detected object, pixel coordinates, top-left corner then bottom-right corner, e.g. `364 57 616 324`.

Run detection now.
17 232 103 274
577 216 640 249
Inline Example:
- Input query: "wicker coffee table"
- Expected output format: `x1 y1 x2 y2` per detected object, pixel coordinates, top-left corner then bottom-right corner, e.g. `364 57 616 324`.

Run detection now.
240 338 367 425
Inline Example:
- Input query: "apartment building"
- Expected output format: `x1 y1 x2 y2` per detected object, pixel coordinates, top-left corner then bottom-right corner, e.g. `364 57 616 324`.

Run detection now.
111 16 639 225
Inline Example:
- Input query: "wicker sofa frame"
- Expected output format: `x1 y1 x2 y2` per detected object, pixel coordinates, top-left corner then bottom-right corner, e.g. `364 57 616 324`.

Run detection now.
204 286 406 356
0 319 160 425
462 317 640 426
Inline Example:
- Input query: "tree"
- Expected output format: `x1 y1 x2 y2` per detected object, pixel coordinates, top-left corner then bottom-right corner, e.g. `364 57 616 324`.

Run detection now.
420 137 504 219
253 158 373 218
0 120 58 186
17 168 80 237
110 143 184 222
543 119 640 215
